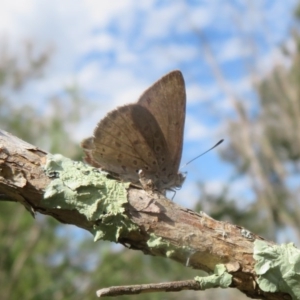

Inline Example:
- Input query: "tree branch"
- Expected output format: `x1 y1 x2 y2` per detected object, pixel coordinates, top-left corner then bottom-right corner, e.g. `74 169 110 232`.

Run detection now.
0 129 297 299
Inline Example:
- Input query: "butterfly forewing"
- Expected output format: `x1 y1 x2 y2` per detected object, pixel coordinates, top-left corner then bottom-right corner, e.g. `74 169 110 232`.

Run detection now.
137 70 186 174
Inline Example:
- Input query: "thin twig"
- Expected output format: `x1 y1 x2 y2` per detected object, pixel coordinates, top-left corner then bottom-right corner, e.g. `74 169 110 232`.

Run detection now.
96 280 201 297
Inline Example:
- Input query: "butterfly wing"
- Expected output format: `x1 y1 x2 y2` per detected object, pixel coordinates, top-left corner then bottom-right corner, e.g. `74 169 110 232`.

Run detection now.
82 70 186 191
137 70 186 184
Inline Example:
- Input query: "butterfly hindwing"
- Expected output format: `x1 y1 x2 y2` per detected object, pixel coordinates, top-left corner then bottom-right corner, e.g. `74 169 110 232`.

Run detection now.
85 104 170 185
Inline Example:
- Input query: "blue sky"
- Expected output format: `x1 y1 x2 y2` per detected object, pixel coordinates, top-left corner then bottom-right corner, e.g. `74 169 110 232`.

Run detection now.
0 0 298 208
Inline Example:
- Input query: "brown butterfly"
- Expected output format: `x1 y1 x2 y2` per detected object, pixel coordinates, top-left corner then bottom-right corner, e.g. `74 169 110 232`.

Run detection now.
81 70 186 192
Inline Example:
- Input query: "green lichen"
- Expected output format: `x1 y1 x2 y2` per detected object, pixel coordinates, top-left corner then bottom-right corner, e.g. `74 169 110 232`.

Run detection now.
195 264 232 289
147 233 194 260
254 239 300 299
43 154 137 242
147 234 169 248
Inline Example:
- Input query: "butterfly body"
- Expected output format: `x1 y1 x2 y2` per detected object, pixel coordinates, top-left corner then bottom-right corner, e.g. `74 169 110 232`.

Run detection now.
81 70 186 192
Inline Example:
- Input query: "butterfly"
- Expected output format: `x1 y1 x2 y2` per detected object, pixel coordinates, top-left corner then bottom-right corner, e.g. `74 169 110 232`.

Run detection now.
81 70 186 192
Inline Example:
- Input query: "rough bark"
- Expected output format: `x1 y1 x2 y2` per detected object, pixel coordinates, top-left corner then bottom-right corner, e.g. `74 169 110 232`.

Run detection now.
0 130 294 299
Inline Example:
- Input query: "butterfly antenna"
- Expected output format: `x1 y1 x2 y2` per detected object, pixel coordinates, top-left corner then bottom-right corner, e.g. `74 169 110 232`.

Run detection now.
180 139 224 170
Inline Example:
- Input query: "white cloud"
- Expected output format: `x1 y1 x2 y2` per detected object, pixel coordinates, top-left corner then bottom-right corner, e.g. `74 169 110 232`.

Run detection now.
230 76 253 95
204 179 226 195
142 2 185 39
80 33 116 53
187 5 214 28
0 1 34 34
216 38 251 62
187 83 219 104
185 113 211 141
84 0 135 26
